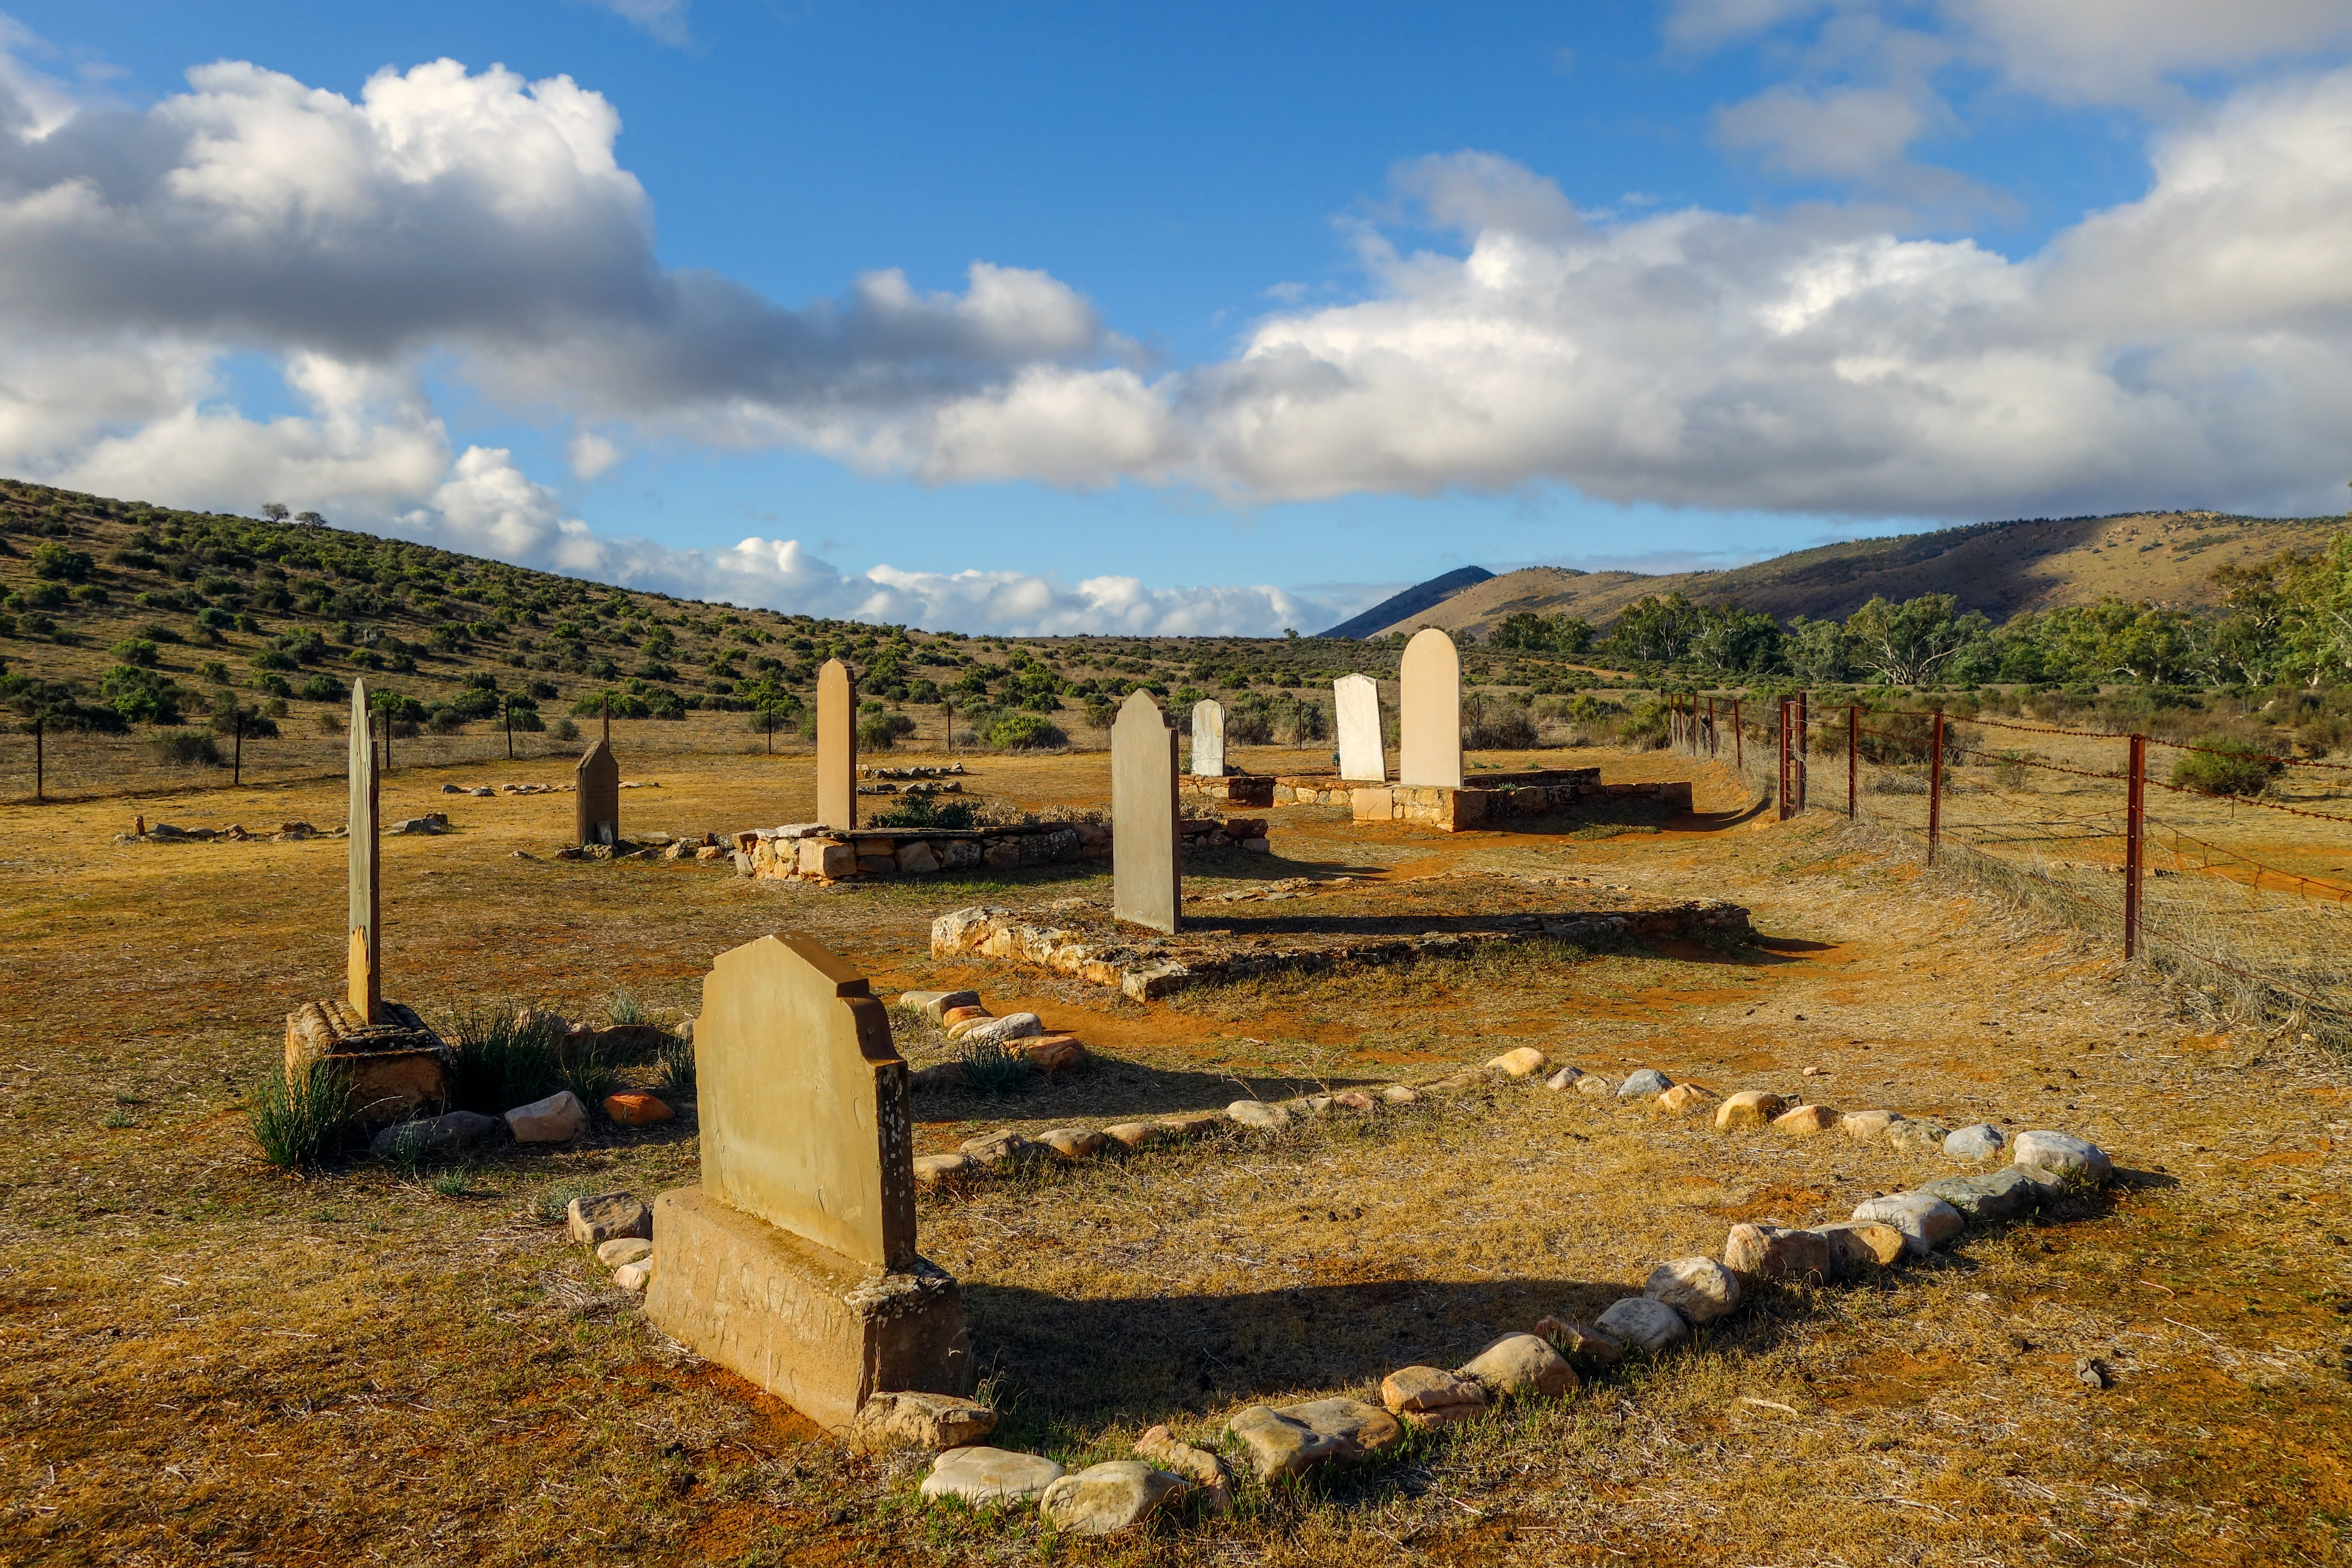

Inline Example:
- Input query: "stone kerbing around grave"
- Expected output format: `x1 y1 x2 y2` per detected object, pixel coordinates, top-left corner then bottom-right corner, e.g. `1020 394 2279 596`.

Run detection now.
646 933 971 1430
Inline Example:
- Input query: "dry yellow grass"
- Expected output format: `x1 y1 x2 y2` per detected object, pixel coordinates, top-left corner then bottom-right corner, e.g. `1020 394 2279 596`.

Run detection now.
2 741 2347 1565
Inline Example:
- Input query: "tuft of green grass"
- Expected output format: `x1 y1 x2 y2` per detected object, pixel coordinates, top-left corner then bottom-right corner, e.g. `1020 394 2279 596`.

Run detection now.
430 1170 470 1197
606 989 646 1027
102 1109 134 1129
562 1044 625 1111
246 1062 353 1168
444 1007 565 1115
653 1034 696 1095
956 1034 1035 1094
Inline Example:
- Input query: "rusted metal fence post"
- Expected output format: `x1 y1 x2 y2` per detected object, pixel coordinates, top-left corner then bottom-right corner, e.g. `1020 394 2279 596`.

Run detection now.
602 693 611 745
233 709 243 787
505 699 515 761
1927 709 1945 864
1847 703 1859 818
1793 691 1809 813
1777 697 1793 821
2125 733 2146 959
33 715 43 803
1732 699 1742 772
1706 695 1718 758
380 707 391 774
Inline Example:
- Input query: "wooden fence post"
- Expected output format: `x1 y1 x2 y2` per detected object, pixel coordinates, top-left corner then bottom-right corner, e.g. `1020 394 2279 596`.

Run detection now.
233 708 243 787
2125 733 2146 959
1927 709 1945 865
1732 699 1742 772
505 700 515 761
1793 691 1809 813
34 714 44 803
1777 697 1793 821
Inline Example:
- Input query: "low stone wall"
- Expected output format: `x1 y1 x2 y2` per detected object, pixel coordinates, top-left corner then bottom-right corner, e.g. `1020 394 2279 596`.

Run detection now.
1351 778 1695 833
737 816 1273 885
1181 774 1275 808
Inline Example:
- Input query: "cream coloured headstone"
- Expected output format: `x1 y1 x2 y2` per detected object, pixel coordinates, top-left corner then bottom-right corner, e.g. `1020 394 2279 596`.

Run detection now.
817 658 856 831
695 933 916 1268
1112 690 1179 934
1334 673 1384 783
1398 628 1463 789
1190 698 1225 777
346 678 379 1023
647 934 968 1428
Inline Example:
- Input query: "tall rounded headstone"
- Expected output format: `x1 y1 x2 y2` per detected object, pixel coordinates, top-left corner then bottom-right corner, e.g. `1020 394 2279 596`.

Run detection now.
818 658 857 831
1398 628 1463 789
1190 698 1226 778
1333 673 1384 783
1111 690 1179 934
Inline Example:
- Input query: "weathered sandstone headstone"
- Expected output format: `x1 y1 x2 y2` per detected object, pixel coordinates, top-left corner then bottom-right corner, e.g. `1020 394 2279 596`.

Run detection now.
347 680 380 1020
646 934 968 1429
1191 698 1225 777
575 738 619 847
817 658 857 831
1111 690 1179 934
1398 627 1463 788
1333 673 1384 782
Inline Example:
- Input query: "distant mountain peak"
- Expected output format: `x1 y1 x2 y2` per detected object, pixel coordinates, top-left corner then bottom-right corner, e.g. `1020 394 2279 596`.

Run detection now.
1317 565 1494 639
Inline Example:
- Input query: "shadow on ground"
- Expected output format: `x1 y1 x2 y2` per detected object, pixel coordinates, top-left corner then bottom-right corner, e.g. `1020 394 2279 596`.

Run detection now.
909 1059 1377 1125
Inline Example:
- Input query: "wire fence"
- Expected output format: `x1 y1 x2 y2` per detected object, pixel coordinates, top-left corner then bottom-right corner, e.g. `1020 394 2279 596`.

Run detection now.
1667 692 2352 1048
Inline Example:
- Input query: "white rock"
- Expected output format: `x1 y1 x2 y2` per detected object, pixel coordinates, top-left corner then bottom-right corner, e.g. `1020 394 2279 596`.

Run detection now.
1038 1461 1187 1535
1644 1256 1744 1324
2012 1130 2113 1183
921 1446 1065 1507
1226 1099 1292 1131
1595 1295 1688 1354
612 1261 651 1292
1851 1191 1965 1256
505 1090 587 1144
1457 1332 1577 1397
597 1237 652 1266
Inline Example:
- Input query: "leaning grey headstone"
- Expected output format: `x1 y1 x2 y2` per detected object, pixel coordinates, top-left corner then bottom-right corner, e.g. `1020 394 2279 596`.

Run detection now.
1334 674 1383 782
1398 627 1462 788
576 738 619 847
1191 698 1226 777
1112 690 1179 934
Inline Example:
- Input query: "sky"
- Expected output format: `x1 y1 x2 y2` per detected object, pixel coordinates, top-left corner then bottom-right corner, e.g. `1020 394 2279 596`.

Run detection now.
2 2 2351 634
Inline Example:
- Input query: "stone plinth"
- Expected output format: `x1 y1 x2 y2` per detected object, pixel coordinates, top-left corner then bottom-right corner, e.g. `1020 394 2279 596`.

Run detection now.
648 1187 968 1431
1398 628 1462 789
284 997 450 1125
1352 785 1490 832
1333 674 1383 783
1111 691 1179 934
576 738 619 848
817 658 857 832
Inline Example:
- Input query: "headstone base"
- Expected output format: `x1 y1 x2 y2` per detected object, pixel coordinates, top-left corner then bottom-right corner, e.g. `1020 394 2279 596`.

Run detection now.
283 998 450 1125
646 1185 971 1430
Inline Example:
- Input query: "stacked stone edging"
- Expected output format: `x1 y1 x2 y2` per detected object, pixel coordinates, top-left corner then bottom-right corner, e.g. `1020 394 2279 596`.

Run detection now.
930 897 1753 1001
905 1039 2121 1532
734 815 1273 885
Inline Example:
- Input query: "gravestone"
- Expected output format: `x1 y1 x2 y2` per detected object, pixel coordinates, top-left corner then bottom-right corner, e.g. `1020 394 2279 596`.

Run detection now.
818 658 856 831
282 676 449 1125
1398 628 1463 789
347 679 379 1020
576 738 619 847
1190 698 1226 777
1334 673 1384 783
1111 690 1179 934
647 934 968 1428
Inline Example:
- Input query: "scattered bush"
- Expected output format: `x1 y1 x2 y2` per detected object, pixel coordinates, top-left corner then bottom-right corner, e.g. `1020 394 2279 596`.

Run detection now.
246 1063 353 1167
29 541 92 582
858 711 916 749
2171 733 2285 797
868 790 977 830
989 711 1066 750
299 673 346 702
1464 702 1538 750
146 729 220 767
551 717 579 741
110 638 160 668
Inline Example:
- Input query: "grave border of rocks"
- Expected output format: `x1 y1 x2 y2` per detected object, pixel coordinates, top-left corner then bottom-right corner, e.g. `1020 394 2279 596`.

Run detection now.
927 896 1755 1001
884 1038 2119 1534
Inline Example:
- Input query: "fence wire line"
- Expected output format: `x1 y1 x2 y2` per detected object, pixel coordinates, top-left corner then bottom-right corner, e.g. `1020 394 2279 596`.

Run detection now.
2141 775 2352 826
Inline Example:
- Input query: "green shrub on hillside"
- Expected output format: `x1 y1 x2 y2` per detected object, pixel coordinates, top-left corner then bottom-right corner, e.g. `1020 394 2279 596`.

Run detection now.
989 711 1066 750
2170 734 2285 797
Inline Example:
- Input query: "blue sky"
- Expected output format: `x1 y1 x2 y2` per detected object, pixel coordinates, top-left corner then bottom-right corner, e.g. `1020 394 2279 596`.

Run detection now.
3 2 2351 631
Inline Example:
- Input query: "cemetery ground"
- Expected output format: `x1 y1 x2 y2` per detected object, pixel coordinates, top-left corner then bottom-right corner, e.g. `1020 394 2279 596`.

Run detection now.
4 742 2349 1566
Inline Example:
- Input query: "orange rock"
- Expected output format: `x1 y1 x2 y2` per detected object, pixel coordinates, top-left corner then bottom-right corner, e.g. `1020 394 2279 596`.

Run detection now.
603 1090 674 1127
1021 1034 1087 1072
1772 1103 1839 1136
1653 1083 1714 1115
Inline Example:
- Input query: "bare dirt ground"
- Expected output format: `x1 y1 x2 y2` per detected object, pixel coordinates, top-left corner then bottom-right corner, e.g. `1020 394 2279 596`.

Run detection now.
3 741 2347 1565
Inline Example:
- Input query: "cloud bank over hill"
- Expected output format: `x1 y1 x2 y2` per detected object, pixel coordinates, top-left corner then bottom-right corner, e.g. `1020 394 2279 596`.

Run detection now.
1 15 2350 628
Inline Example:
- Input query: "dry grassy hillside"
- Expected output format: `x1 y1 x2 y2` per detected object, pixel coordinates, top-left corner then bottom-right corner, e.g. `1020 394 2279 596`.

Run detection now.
1372 511 2347 638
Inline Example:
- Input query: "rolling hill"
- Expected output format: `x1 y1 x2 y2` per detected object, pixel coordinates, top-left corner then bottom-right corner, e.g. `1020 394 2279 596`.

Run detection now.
1347 511 2346 641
